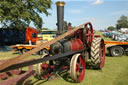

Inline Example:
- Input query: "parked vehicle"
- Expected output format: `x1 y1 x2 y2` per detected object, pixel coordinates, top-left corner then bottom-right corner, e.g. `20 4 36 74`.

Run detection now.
111 32 120 40
109 31 116 38
103 32 111 37
10 32 50 55
119 28 128 33
116 34 128 41
40 30 57 41
105 41 128 57
102 32 107 37
103 31 117 38
114 33 121 41
0 27 41 45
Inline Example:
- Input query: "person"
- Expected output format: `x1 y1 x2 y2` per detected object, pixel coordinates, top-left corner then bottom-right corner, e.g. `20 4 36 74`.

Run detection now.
63 21 68 32
68 22 72 31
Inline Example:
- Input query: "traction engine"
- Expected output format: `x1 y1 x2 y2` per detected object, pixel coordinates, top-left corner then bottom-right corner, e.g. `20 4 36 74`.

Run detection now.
0 1 105 84
35 1 105 83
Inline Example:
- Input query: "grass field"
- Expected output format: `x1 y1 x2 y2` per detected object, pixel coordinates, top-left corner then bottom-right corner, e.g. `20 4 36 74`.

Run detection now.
0 31 128 85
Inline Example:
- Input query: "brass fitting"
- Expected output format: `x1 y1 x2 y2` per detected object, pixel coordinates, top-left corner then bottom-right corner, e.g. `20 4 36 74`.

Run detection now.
56 1 65 6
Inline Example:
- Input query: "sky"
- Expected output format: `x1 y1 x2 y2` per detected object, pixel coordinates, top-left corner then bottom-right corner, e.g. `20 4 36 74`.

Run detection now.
32 0 128 30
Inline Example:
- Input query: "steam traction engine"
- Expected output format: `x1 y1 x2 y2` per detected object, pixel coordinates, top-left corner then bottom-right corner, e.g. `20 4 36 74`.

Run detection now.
35 1 105 82
0 1 105 84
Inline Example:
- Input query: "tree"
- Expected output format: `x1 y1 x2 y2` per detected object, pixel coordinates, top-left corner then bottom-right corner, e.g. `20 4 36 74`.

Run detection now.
0 0 52 30
42 28 49 30
116 15 128 29
107 26 115 31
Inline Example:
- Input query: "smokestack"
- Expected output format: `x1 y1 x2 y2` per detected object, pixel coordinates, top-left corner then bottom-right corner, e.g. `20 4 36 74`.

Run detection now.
56 1 65 34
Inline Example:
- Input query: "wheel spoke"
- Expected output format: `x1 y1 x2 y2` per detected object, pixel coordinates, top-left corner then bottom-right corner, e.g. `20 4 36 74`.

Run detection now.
76 63 80 72
86 35 89 42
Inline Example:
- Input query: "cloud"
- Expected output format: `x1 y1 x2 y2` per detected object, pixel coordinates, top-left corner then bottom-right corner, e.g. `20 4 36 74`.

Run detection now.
92 0 104 5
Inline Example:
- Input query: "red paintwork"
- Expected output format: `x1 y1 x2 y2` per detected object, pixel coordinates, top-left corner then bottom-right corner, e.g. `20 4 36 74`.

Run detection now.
40 64 70 79
68 26 74 37
25 27 40 43
69 39 83 51
76 29 83 40
100 39 105 68
40 64 53 79
106 30 110 32
68 26 72 31
85 22 93 48
77 55 86 82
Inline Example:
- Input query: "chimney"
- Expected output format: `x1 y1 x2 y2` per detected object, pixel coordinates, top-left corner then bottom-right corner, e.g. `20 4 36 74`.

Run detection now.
56 1 65 34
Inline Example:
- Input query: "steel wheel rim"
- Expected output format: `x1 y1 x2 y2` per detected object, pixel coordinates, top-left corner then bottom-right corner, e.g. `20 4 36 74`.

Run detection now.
100 40 105 68
70 54 85 82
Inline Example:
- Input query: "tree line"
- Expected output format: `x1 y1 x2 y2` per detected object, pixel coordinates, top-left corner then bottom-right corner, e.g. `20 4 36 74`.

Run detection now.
108 15 128 31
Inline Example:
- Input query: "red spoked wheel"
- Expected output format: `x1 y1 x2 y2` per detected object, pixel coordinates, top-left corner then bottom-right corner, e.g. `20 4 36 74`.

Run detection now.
36 61 54 79
36 55 54 79
40 63 53 79
83 22 93 48
70 54 86 82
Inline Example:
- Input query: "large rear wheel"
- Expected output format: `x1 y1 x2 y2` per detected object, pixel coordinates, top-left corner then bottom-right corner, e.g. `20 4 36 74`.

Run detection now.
90 38 105 69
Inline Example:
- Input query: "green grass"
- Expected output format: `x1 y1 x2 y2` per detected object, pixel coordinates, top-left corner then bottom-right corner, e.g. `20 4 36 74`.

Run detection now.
0 51 40 60
23 56 128 85
0 52 18 60
0 31 128 85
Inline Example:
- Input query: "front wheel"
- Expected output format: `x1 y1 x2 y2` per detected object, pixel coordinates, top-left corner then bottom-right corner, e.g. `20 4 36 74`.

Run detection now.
70 53 85 82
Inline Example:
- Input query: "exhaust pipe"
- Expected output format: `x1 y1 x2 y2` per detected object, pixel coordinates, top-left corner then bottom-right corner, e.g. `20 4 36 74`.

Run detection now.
56 1 65 34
